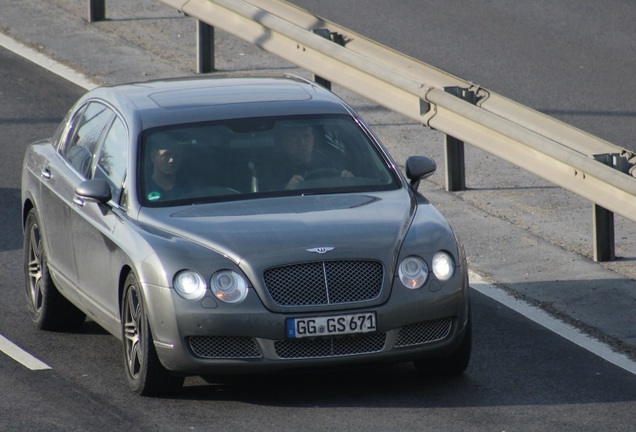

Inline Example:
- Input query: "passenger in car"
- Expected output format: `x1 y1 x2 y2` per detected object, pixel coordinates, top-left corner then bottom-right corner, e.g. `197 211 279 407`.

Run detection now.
270 124 352 190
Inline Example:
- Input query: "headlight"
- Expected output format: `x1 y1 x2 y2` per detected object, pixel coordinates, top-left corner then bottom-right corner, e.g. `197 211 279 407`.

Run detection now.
174 270 206 300
432 252 454 281
211 270 248 303
398 256 429 289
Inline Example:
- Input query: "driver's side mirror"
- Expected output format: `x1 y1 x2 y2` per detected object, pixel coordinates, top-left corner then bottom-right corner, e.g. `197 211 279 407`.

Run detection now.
74 178 112 206
405 156 436 189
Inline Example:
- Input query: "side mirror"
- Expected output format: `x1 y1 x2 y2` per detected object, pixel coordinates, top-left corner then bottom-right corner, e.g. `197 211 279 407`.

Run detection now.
405 156 436 189
75 178 112 205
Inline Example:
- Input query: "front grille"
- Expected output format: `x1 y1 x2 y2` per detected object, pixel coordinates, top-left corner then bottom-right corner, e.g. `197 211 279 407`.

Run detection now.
275 333 387 359
263 260 383 307
189 336 262 359
394 318 453 347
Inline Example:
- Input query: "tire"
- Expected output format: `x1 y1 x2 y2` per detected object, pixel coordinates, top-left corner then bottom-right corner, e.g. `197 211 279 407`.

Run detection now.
414 307 472 376
24 209 86 331
121 272 183 396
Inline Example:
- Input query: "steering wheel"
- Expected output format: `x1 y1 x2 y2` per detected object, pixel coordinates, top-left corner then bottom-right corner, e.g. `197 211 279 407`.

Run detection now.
303 168 342 180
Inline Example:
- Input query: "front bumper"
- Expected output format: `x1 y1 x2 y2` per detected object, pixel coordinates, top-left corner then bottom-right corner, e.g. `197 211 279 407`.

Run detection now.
143 272 470 375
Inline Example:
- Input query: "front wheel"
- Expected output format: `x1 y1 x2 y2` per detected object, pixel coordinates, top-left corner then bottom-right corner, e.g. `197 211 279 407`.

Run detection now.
121 272 183 396
24 209 86 331
414 307 472 376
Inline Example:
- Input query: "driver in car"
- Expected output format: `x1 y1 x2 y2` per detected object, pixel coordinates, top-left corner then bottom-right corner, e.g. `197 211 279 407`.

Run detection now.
275 124 352 190
145 133 191 202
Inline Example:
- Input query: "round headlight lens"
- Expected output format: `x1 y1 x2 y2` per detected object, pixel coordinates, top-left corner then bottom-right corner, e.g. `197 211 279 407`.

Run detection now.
432 252 455 281
174 270 206 300
398 256 429 289
211 270 248 303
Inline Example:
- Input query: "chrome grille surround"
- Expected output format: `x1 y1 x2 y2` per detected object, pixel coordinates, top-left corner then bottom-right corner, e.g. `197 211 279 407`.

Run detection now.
263 260 384 307
189 336 262 359
394 318 453 348
274 333 387 359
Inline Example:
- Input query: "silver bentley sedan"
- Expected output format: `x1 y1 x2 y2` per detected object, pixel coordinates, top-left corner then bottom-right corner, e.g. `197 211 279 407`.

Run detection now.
21 74 471 396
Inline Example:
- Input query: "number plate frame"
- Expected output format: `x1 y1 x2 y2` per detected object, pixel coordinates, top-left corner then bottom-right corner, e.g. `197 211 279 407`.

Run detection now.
286 312 377 339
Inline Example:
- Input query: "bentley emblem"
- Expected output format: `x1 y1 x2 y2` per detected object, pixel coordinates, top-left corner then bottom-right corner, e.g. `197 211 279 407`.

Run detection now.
306 247 335 254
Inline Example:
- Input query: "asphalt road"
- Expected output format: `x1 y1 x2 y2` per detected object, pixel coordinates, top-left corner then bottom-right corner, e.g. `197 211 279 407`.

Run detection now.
289 0 636 151
2 43 636 432
2 0 636 430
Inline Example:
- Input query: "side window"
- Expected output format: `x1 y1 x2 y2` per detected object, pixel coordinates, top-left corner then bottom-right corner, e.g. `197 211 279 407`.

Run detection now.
94 117 128 205
52 108 73 149
63 102 113 178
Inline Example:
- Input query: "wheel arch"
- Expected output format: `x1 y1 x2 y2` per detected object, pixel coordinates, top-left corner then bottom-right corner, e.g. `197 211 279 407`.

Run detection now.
22 198 35 229
118 265 134 316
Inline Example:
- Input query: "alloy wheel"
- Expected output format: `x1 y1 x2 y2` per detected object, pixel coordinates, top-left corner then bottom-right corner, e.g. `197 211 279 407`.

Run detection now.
26 221 44 312
123 283 144 380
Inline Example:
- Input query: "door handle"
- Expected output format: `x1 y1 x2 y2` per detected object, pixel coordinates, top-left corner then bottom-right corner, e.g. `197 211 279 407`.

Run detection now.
41 167 52 179
73 196 85 207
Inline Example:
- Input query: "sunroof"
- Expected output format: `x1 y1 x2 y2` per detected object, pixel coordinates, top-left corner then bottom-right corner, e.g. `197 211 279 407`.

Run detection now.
148 83 311 109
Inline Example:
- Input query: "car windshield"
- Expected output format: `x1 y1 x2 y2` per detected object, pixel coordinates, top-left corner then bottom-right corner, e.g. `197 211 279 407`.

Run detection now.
139 114 399 207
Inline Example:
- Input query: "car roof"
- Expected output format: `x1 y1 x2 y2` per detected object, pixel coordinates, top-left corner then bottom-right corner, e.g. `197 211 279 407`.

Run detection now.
86 75 355 130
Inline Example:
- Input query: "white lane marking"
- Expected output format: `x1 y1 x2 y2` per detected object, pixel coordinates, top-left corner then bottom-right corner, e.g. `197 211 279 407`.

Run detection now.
470 270 636 376
0 335 51 371
0 31 98 91
0 31 73 372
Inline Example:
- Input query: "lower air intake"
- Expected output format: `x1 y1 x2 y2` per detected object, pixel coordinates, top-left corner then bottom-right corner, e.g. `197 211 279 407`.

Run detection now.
189 336 262 359
394 318 453 348
275 333 387 359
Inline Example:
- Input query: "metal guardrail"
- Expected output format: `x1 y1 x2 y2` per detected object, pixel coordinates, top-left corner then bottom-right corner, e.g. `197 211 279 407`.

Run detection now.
88 0 636 261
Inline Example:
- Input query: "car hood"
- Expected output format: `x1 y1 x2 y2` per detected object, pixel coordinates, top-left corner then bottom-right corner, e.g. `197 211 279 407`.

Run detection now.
139 190 418 269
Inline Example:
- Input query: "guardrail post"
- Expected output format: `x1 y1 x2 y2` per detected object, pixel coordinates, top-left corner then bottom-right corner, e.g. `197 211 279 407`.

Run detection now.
196 20 215 73
88 0 106 22
311 30 345 90
443 87 477 191
444 134 465 191
593 203 615 262
591 153 631 261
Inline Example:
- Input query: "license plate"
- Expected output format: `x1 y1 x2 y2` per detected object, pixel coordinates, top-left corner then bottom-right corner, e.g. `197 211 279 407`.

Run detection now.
286 312 377 339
